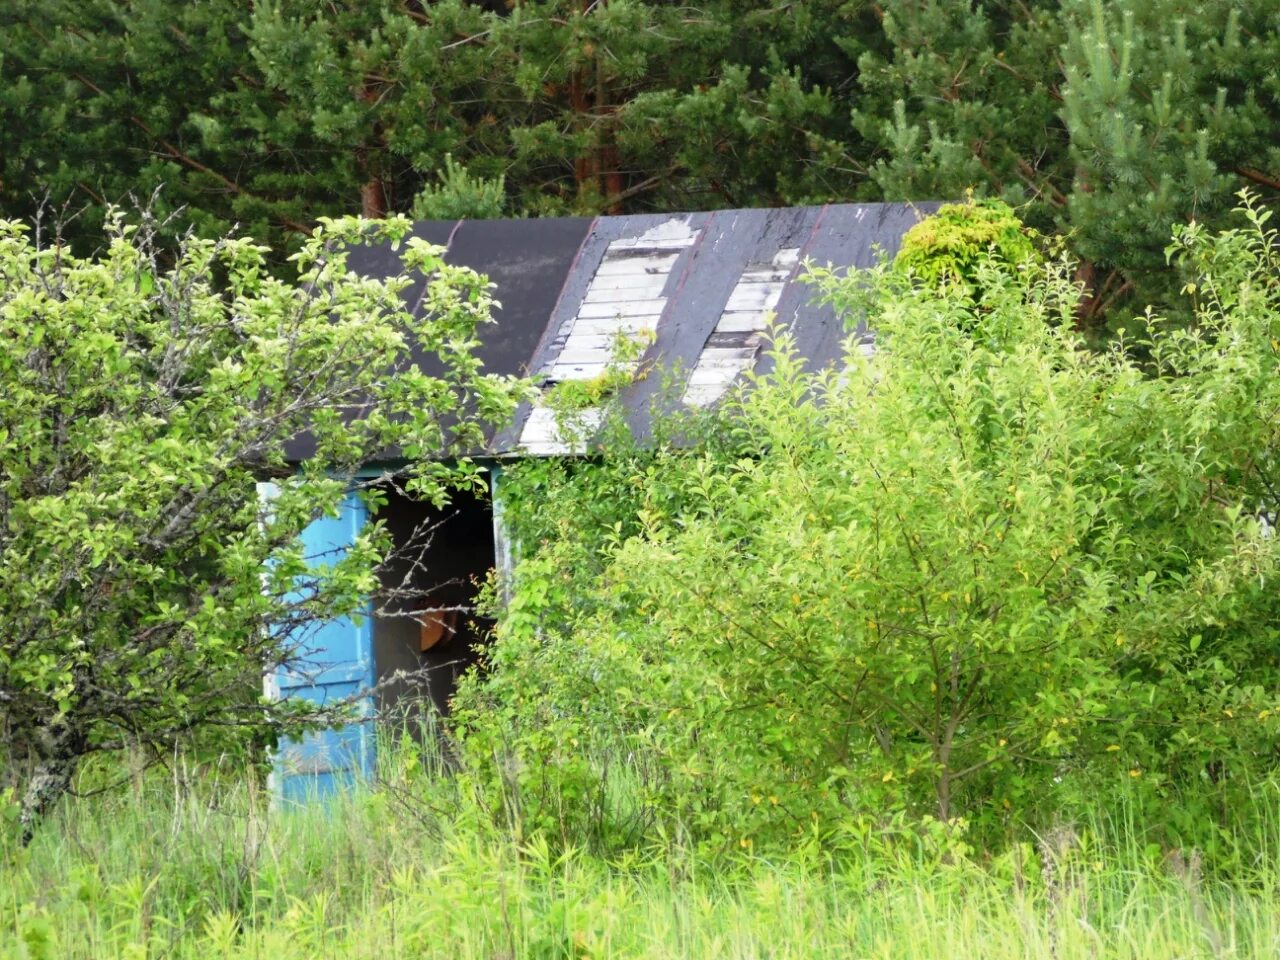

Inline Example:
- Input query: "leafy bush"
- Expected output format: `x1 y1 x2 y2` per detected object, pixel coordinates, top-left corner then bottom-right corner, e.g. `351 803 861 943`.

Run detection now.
455 197 1280 856
892 196 1040 295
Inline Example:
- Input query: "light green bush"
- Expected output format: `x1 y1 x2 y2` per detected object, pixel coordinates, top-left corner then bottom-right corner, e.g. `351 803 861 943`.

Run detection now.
454 197 1280 856
892 196 1040 296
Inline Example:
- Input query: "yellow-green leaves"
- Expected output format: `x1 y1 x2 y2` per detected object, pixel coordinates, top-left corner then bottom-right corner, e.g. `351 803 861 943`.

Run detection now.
0 212 520 836
461 206 1280 853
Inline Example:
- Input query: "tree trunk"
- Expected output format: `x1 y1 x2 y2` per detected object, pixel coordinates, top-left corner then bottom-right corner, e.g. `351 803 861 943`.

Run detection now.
361 178 388 220
569 62 592 198
357 78 388 219
596 47 623 214
19 721 84 846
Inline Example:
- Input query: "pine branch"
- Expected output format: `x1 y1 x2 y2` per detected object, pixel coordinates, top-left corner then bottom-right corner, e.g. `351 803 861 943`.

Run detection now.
69 72 312 234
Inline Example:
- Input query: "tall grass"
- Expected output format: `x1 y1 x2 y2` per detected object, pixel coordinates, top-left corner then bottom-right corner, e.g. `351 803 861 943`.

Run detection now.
3 742 1280 959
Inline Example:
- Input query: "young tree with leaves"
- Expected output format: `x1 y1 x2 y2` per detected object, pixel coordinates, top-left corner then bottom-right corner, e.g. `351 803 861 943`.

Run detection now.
0 210 518 839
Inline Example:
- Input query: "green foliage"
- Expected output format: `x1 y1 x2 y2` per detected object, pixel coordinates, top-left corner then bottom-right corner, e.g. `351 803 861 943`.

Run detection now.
852 0 1279 324
456 202 1280 854
852 1 1068 212
411 154 509 221
542 329 654 414
6 750 1280 956
2 1 1273 324
1059 0 1280 313
0 209 519 836
0 0 874 252
892 197 1039 295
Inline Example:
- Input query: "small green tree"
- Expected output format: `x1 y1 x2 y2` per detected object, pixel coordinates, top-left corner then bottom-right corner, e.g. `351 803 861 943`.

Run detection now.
858 0 1279 326
411 154 509 221
1059 0 1280 315
0 210 519 840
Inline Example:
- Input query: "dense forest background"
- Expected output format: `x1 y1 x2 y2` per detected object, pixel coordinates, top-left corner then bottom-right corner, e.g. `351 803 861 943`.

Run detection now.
2 0 1277 329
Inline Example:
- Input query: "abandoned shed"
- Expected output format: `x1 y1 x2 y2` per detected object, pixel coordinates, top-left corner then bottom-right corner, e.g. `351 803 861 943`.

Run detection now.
270 202 935 800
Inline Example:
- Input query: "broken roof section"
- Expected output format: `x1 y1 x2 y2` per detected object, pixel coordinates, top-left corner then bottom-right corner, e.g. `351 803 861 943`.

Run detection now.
341 202 935 458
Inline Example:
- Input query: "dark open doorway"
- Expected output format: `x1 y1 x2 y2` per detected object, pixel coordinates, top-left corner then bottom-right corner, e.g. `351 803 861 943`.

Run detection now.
371 477 497 720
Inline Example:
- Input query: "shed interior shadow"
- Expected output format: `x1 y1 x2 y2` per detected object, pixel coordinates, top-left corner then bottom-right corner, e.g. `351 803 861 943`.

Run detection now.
371 478 497 723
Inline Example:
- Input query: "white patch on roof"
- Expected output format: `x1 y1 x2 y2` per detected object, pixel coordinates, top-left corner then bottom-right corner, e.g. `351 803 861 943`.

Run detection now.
682 247 800 408
611 217 702 248
517 406 606 457
520 218 699 453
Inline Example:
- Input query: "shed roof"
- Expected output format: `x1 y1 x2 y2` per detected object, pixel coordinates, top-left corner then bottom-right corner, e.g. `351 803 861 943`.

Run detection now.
340 202 936 457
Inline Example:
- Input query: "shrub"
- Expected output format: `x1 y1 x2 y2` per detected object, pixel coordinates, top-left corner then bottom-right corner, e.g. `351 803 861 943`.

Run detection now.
454 197 1280 856
892 196 1040 296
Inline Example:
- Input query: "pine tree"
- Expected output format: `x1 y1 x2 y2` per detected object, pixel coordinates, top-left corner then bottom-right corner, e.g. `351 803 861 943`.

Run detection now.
1 1 869 244
2 0 1275 326
851 0 1278 325
851 0 1069 217
1059 0 1280 320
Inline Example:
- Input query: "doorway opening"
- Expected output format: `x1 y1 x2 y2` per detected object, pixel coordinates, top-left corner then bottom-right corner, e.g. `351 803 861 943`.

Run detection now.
371 477 498 721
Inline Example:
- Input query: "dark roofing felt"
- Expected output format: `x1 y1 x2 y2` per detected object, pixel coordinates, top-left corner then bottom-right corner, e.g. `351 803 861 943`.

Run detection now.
330 202 937 459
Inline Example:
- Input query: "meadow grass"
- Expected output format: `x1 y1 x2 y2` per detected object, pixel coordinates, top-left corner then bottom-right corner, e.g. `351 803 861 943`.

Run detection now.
3 750 1280 959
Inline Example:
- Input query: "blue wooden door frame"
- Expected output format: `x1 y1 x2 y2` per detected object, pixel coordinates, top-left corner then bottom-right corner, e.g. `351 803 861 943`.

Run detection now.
265 463 509 802
268 484 376 803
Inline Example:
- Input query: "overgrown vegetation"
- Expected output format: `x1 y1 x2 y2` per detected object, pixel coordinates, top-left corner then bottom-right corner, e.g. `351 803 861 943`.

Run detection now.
4 744 1280 958
542 329 655 414
4 186 1280 954
455 195 1280 860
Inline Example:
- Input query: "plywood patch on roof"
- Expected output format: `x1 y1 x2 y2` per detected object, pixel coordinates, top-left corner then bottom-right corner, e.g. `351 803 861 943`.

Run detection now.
519 217 699 453
682 247 800 408
516 405 606 457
